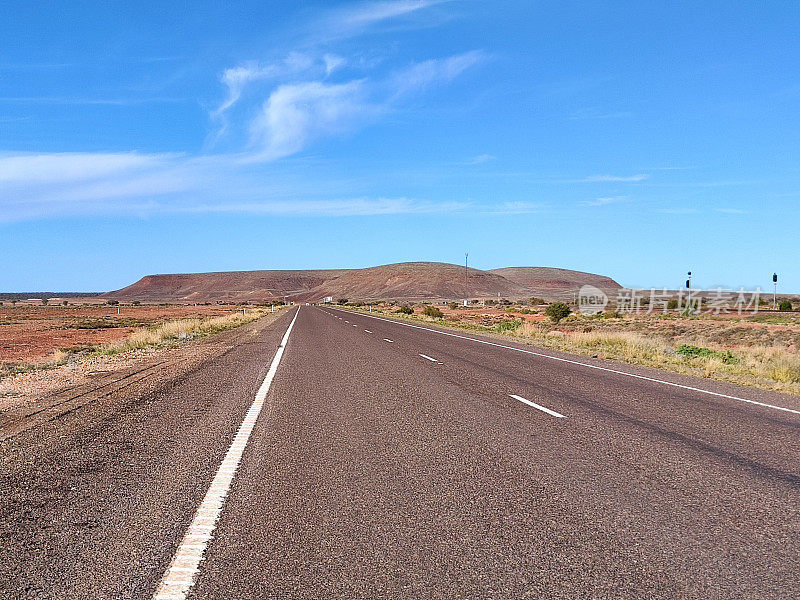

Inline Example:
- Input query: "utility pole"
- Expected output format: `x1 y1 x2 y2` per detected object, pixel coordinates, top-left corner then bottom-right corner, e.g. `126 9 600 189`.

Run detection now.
773 273 778 310
464 253 469 307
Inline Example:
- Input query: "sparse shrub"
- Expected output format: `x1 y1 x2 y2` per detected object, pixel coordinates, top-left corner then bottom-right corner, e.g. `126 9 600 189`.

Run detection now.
529 297 546 305
779 300 793 311
397 305 413 315
496 319 522 332
62 300 69 306
132 300 141 306
676 344 738 364
337 298 349 305
41 298 49 306
422 306 444 318
545 302 571 324
106 300 119 306
602 310 623 319
667 299 679 310
449 302 459 310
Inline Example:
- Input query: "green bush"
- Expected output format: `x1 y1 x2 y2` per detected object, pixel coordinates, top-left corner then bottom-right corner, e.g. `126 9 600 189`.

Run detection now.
676 344 738 364
529 297 546 305
448 302 459 310
337 298 349 305
667 299 679 310
779 300 793 311
545 302 571 324
397 305 413 315
422 306 444 318
496 319 522 332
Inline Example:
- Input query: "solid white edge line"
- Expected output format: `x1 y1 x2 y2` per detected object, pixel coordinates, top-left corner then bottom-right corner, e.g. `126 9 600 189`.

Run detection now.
152 308 300 600
331 308 800 417
419 353 440 363
509 394 566 418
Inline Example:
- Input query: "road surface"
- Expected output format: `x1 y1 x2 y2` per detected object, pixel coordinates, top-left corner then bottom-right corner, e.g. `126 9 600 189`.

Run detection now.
1 305 798 599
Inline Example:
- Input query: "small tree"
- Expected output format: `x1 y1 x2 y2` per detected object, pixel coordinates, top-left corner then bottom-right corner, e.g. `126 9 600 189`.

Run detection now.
62 300 68 306
422 306 444 318
41 298 49 306
337 298 349 305
106 300 119 306
545 302 571 324
779 299 793 311
397 305 413 315
448 302 459 310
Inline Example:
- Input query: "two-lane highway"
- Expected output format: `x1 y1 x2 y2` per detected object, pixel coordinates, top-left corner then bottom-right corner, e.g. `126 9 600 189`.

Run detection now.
2 305 799 599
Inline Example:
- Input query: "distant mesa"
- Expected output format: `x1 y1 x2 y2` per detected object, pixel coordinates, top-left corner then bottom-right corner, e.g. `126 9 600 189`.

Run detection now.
102 262 622 303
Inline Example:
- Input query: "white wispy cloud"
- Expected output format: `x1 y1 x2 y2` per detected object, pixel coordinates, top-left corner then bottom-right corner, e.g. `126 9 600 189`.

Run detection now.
1 1 486 222
463 153 495 165
0 152 175 184
323 54 346 76
0 151 475 222
247 79 383 161
580 195 632 207
243 51 483 162
583 174 649 182
715 207 747 214
213 52 316 118
325 0 441 33
389 50 484 97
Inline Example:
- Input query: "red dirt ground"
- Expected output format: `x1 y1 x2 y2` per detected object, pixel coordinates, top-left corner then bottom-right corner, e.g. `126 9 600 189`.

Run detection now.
0 304 243 363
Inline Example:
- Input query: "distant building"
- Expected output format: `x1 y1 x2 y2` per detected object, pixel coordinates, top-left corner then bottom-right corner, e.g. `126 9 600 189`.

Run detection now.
323 296 333 303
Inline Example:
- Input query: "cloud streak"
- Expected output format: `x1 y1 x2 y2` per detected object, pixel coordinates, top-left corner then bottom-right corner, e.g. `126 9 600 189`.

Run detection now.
583 174 649 182
580 195 632 207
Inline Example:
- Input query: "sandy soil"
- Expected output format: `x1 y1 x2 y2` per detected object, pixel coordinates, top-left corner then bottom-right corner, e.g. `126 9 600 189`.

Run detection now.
0 303 245 363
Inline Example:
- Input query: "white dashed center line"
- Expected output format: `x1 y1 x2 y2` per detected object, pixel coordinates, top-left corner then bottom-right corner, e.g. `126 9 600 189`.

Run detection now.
364 330 372 334
419 353 442 364
383 338 394 343
509 394 566 418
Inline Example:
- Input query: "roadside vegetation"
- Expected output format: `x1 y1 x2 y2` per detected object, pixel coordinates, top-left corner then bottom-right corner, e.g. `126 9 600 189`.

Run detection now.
342 302 800 395
1 308 274 381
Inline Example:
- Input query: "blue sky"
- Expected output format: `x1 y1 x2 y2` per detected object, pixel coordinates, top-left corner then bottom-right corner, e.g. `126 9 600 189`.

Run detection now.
1 1 798 292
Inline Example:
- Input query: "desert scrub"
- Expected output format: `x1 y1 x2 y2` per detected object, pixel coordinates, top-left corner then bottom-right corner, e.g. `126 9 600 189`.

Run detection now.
545 302 571 324
397 305 414 315
676 344 738 364
496 319 523 332
94 309 267 356
422 306 444 318
0 348 74 380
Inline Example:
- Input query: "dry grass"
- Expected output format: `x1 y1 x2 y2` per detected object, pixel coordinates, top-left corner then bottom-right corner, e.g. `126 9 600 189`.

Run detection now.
347 306 800 395
95 309 267 356
1 308 273 381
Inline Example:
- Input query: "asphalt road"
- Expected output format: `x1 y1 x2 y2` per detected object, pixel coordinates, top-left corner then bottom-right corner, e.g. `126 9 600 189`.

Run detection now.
2 305 799 599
